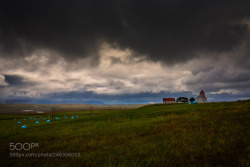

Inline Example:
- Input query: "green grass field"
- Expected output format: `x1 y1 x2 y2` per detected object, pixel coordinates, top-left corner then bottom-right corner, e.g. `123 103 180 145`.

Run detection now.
0 101 249 167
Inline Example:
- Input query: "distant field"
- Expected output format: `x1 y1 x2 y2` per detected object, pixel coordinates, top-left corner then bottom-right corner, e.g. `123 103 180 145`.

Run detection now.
0 101 249 166
0 104 146 114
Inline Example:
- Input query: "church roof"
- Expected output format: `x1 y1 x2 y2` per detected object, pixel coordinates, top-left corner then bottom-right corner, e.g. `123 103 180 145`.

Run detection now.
200 90 205 94
197 90 207 99
197 94 207 99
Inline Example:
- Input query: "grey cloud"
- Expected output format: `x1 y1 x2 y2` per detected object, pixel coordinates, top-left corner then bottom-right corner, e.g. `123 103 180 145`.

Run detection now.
131 78 138 84
191 66 214 76
0 0 250 65
182 57 250 94
108 80 125 90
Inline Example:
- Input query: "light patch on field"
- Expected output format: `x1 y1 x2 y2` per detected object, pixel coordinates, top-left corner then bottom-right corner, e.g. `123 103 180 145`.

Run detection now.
21 110 33 112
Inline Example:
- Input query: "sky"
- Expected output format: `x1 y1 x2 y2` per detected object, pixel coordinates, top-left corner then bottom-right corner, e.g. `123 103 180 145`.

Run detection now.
0 0 250 104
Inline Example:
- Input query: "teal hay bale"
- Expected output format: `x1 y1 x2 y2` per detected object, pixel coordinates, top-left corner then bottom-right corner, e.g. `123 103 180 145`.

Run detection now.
23 119 26 120
36 121 39 124
18 122 21 124
47 120 50 122
193 101 197 104
76 116 79 118
56 117 59 120
33 118 36 120
189 102 191 104
48 116 50 117
29 117 33 119
22 125 27 128
65 117 67 118
71 116 74 119
43 118 45 120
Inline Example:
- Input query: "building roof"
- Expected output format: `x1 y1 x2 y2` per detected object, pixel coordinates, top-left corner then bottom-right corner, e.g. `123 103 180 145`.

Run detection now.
200 90 205 95
163 98 175 101
197 94 207 99
197 90 207 99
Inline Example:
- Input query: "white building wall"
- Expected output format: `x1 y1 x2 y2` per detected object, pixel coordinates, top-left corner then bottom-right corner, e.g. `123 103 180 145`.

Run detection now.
196 96 207 103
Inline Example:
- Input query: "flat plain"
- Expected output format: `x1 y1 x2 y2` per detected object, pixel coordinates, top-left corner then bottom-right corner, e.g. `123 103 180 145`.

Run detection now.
0 101 249 166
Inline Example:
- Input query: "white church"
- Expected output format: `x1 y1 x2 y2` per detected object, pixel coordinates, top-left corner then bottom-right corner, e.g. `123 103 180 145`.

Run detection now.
196 90 207 103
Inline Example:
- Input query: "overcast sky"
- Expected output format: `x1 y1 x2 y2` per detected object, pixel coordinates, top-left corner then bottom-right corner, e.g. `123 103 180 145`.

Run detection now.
0 0 250 104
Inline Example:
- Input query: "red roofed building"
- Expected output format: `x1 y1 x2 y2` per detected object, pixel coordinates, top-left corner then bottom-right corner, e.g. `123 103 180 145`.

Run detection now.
163 98 175 104
196 90 207 103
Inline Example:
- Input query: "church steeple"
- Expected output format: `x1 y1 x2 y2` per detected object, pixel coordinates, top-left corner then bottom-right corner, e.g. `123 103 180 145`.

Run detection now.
200 90 205 96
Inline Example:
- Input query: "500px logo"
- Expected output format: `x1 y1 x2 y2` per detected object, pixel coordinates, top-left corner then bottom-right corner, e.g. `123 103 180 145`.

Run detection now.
10 143 39 151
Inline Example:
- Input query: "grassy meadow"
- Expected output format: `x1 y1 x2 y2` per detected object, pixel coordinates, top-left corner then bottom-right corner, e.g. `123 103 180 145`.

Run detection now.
0 101 249 166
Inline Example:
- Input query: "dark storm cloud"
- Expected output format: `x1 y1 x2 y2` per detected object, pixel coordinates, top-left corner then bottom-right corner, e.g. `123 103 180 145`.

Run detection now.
4 75 26 86
0 74 38 99
3 74 37 87
1 0 250 64
0 74 38 96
